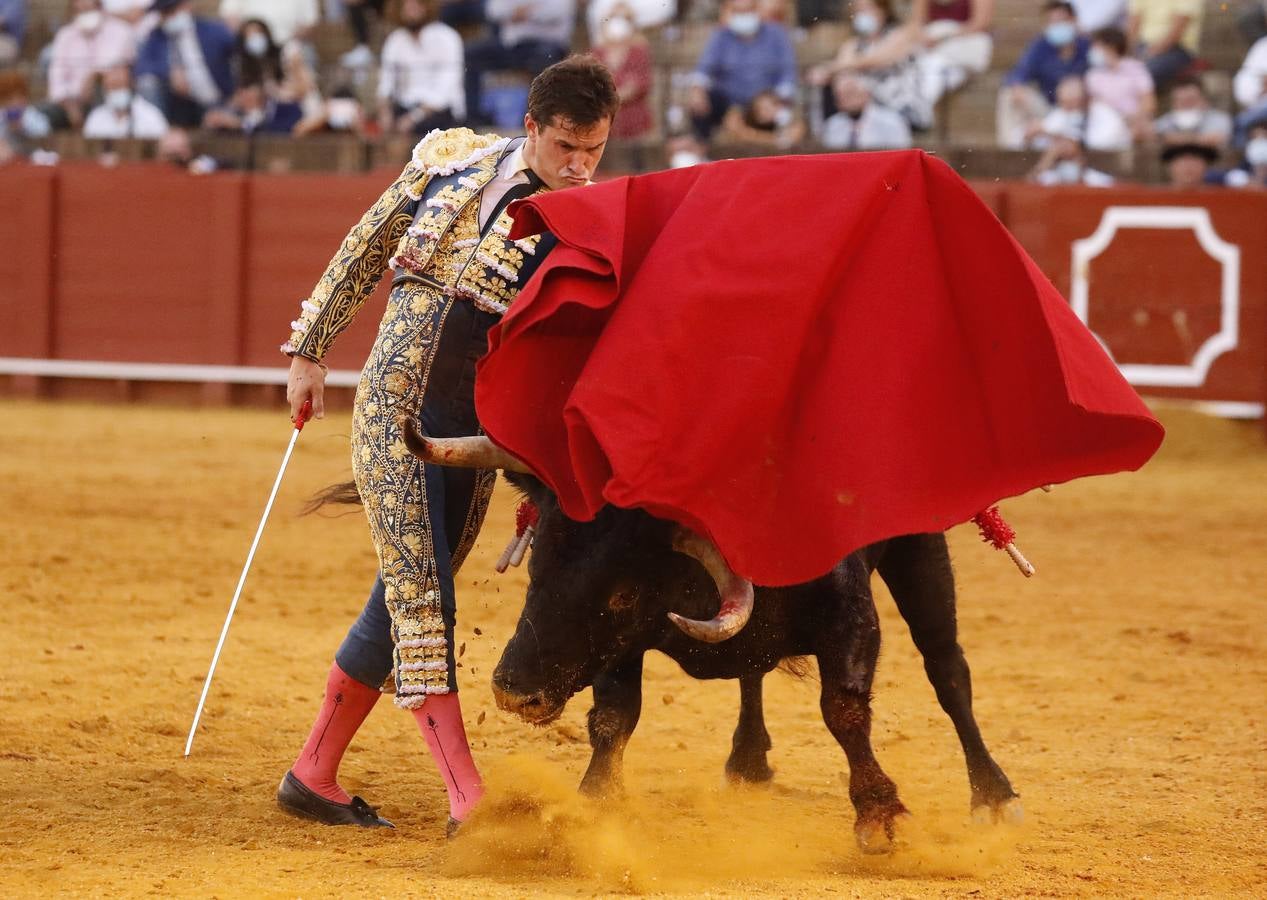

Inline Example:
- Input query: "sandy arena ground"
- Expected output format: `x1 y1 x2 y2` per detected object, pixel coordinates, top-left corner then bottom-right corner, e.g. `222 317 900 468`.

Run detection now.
0 399 1264 898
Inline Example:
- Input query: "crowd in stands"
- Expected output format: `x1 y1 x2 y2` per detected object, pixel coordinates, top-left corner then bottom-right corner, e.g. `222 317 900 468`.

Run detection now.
1 0 1266 189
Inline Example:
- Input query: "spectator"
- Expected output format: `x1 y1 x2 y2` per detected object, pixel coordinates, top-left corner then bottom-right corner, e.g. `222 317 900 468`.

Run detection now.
1084 25 1153 149
220 0 317 46
464 0 575 127
1234 34 1267 143
1070 0 1126 32
809 0 929 130
204 82 303 133
0 69 51 160
1222 117 1267 187
234 19 323 121
0 0 26 66
997 1 1089 149
157 125 219 172
1030 73 1087 149
46 0 136 130
820 71 912 149
340 0 383 69
1161 142 1218 188
135 0 235 128
1153 76 1231 149
1126 0 1203 91
377 0 464 135
83 62 167 138
1030 134 1114 185
912 0 994 106
1238 1 1267 45
590 2 654 140
689 0 798 139
586 0 674 43
295 83 366 136
720 88 805 146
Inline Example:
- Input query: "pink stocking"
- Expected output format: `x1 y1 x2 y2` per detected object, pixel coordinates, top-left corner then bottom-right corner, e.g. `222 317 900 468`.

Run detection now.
291 662 381 804
411 693 485 822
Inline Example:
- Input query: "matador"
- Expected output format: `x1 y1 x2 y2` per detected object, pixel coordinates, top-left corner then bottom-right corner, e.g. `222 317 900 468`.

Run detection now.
275 57 619 834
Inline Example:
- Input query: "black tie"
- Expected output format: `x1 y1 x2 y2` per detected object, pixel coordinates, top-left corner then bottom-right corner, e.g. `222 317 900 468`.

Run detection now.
484 168 544 233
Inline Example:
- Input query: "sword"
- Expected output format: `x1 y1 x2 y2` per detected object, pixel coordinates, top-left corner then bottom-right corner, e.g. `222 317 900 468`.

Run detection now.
184 399 312 757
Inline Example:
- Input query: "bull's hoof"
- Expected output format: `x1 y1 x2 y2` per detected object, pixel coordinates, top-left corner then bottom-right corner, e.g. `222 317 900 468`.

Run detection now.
971 796 1024 826
578 773 624 800
854 811 911 855
724 755 775 785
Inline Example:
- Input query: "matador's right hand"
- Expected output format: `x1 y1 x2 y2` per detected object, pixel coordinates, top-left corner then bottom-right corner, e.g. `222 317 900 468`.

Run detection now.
287 355 326 423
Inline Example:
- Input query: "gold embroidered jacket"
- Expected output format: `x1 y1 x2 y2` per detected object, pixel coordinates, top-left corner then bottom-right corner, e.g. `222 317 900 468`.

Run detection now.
282 128 550 363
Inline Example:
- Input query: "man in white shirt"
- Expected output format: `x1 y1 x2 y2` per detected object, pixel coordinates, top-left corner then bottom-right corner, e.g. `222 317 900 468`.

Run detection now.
83 63 169 139
464 0 576 126
820 74 912 150
46 0 137 129
377 0 465 133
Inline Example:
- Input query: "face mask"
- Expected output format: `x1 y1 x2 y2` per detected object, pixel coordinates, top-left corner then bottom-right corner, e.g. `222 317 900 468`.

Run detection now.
244 32 269 57
327 98 359 129
162 11 193 35
76 10 104 32
852 12 880 36
729 12 761 37
1247 137 1267 168
605 16 633 42
1088 47 1107 68
1170 109 1203 130
1045 22 1076 47
106 89 131 111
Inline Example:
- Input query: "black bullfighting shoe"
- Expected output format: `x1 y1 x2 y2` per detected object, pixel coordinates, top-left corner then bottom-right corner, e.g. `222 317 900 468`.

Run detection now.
276 771 394 829
446 816 462 839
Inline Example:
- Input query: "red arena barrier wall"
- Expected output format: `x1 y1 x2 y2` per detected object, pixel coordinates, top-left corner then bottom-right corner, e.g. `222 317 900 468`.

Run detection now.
2 165 1265 422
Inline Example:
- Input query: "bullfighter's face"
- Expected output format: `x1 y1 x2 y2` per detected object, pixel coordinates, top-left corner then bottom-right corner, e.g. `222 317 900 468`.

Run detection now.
522 114 611 191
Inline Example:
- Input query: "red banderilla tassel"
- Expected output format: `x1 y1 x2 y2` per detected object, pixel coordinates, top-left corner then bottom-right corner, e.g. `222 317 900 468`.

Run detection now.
496 500 539 573
973 506 1035 578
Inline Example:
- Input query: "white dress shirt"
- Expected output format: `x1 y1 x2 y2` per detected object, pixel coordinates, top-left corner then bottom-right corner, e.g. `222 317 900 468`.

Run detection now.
486 0 575 48
478 141 536 229
378 23 466 119
83 94 169 139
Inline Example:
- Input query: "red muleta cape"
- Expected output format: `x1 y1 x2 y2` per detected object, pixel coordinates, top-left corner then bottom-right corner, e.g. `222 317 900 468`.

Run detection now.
475 150 1163 587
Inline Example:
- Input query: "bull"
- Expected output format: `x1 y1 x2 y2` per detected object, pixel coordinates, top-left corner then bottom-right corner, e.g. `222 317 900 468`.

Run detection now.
405 423 1018 851
402 422 1021 851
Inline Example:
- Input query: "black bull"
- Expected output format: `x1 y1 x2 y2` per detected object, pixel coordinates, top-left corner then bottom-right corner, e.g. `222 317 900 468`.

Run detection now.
490 471 1021 850
304 421 1026 850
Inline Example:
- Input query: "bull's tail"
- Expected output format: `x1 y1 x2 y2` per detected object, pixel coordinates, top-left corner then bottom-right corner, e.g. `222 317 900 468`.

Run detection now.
302 480 362 516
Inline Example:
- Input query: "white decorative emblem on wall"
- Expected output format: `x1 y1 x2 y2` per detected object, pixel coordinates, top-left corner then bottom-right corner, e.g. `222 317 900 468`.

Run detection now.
1070 206 1240 388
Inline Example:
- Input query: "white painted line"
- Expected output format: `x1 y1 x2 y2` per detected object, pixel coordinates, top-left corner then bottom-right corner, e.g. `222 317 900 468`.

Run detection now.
0 357 362 387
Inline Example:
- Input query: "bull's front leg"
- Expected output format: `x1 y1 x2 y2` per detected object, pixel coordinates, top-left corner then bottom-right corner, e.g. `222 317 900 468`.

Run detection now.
817 567 908 853
579 655 644 798
725 672 774 783
876 533 1021 822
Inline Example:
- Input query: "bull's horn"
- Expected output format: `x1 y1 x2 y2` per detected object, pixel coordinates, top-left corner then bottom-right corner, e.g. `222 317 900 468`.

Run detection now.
667 529 755 643
399 416 533 474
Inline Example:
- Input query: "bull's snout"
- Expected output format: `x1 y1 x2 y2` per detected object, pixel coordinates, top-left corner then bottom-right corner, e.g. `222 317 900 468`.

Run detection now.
492 669 565 725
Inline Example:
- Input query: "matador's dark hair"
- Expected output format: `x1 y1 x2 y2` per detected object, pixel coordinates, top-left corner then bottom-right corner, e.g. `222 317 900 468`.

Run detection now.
527 55 620 130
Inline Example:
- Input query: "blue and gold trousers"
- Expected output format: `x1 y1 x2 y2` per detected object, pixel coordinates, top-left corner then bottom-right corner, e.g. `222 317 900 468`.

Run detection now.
337 280 498 707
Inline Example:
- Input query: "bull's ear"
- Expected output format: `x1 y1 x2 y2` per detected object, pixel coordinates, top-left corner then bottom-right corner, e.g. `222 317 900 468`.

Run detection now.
502 471 552 510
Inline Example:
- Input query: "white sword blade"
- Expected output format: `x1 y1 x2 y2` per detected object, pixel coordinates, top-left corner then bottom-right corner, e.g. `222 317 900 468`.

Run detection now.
184 422 304 757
